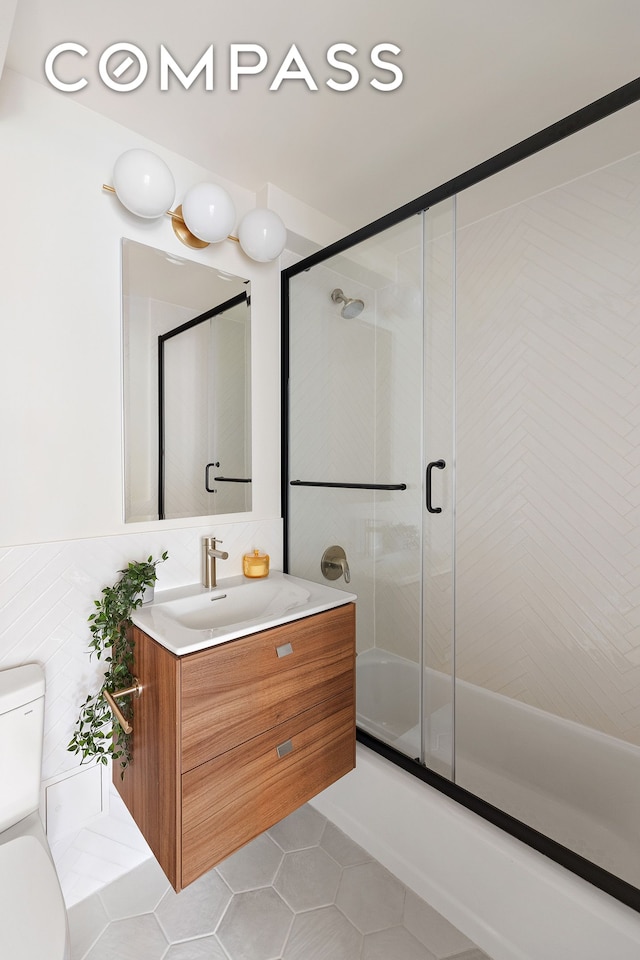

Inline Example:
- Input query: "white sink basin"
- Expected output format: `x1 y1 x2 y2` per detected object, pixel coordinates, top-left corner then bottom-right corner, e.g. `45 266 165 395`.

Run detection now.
131 571 357 655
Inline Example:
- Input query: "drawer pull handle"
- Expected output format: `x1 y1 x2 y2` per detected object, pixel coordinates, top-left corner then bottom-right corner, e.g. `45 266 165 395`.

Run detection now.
276 642 293 658
276 739 294 758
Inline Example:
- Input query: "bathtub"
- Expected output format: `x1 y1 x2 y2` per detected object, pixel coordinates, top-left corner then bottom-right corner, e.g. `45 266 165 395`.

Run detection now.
355 649 420 746
356 648 455 772
311 647 640 959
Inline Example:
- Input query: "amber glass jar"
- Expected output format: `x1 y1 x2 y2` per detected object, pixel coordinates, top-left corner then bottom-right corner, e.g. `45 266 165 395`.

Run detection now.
242 549 270 578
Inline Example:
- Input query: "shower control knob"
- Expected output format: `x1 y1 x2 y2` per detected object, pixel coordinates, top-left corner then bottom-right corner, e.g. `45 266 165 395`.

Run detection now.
321 545 351 583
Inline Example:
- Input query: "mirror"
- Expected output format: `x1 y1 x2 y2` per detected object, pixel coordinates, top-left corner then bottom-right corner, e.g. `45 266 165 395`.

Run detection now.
122 239 251 522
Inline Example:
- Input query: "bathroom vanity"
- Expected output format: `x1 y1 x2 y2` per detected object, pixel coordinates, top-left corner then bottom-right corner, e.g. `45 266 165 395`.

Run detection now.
113 576 356 891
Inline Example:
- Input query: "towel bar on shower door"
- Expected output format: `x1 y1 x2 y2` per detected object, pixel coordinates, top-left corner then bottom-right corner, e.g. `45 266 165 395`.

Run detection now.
290 480 407 491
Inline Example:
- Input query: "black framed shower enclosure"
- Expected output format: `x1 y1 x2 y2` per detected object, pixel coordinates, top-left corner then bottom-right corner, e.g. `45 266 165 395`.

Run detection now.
282 75 640 913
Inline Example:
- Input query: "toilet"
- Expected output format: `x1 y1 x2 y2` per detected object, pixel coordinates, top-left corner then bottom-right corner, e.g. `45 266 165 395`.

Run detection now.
0 664 70 959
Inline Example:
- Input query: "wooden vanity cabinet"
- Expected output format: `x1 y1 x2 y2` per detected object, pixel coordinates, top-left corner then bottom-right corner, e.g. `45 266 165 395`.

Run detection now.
114 602 355 891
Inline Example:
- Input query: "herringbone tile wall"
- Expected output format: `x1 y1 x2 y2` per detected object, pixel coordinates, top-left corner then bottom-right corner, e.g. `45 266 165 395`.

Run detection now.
455 150 640 745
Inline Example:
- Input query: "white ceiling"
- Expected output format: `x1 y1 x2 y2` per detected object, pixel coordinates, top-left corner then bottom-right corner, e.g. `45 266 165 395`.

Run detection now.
5 0 640 231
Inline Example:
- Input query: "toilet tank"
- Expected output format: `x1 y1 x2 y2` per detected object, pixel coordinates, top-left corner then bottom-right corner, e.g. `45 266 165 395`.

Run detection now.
0 665 46 833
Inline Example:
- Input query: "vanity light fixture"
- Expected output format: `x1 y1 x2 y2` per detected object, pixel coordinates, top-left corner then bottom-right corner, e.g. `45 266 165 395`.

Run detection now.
104 147 287 262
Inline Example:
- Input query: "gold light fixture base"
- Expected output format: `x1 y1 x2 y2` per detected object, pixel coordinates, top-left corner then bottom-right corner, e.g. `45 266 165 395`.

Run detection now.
103 185 242 251
170 205 209 249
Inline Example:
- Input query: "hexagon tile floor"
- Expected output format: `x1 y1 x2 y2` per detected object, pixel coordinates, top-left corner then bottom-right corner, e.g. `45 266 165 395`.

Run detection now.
68 804 492 960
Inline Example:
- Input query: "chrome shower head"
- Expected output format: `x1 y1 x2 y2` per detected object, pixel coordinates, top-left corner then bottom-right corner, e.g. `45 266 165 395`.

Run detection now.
331 288 365 319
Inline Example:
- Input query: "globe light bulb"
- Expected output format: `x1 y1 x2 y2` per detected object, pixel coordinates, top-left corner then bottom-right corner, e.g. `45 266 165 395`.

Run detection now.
181 182 237 243
238 208 287 262
112 149 175 219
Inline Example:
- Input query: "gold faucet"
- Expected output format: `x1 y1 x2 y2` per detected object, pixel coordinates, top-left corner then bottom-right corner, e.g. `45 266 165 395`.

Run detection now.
202 536 229 588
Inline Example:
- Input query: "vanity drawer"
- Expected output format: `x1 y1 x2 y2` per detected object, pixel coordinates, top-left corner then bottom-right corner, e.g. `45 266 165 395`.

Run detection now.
180 603 355 771
181 692 355 887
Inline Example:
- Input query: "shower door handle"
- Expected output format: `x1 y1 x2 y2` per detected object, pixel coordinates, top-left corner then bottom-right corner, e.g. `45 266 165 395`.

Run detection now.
205 462 220 493
426 460 446 513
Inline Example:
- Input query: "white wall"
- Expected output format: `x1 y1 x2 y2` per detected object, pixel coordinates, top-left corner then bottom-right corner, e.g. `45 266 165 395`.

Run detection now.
0 0 16 79
0 68 280 546
0 69 283 790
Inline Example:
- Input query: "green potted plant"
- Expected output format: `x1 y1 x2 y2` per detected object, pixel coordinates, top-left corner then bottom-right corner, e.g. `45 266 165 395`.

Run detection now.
68 551 168 774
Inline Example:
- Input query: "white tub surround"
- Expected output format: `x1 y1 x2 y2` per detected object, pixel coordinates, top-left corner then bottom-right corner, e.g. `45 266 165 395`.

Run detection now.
311 745 640 960
355 647 640 890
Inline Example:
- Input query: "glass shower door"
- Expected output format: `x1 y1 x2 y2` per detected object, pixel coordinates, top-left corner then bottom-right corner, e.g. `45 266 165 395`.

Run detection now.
286 217 426 760
286 203 457 769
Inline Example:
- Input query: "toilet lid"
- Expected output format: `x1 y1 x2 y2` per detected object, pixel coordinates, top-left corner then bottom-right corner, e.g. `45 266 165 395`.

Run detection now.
0 835 68 960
